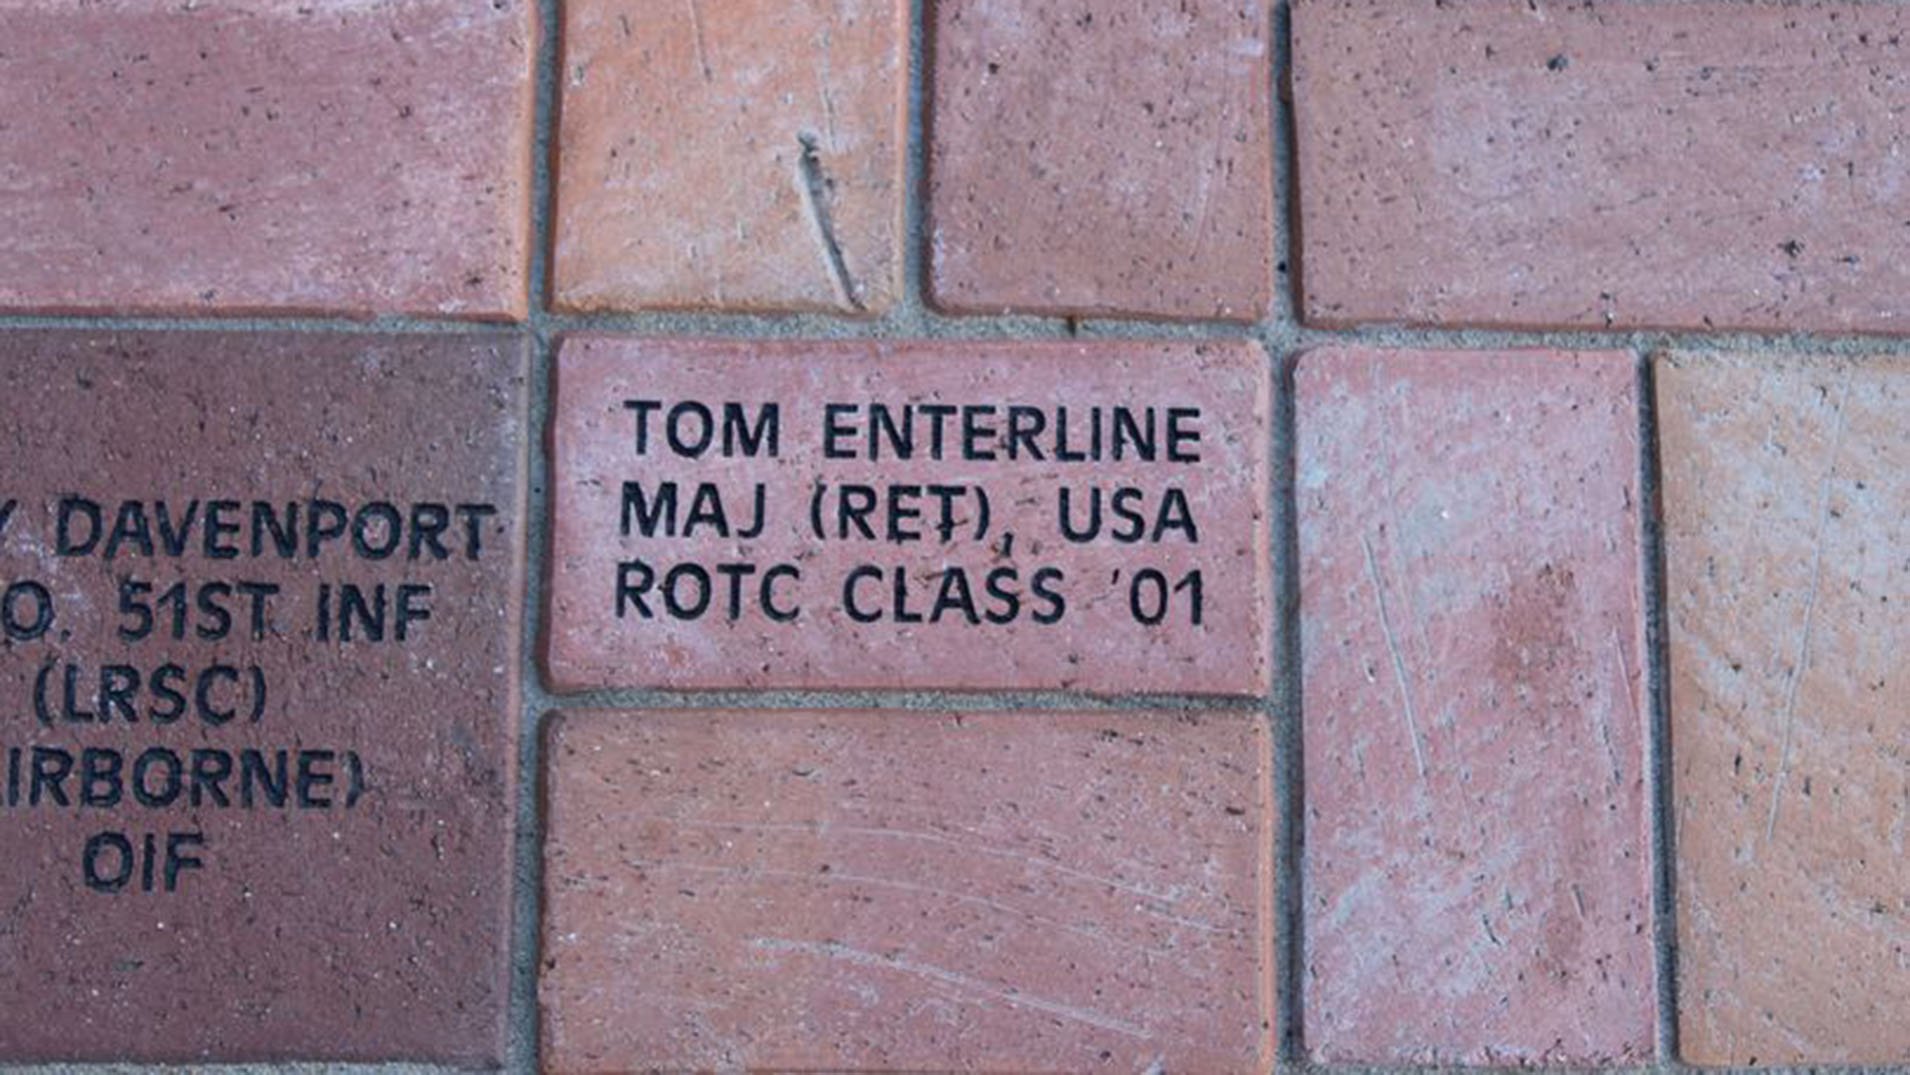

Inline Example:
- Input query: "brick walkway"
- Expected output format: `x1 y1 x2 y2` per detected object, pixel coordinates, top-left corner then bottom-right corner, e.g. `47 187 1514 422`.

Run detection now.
0 1 1902 1071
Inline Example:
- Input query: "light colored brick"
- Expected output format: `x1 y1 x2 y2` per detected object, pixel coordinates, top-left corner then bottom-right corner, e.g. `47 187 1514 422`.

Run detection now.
552 0 905 314
1661 351 1910 1066
1298 346 1655 1064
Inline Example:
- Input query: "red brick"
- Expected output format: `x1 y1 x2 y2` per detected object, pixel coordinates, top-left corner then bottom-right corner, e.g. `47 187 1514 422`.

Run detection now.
0 2 535 319
540 708 1273 1073
1297 346 1655 1063
0 331 528 1064
552 0 905 314
927 0 1274 321
1292 0 1910 335
1659 352 1909 1065
544 336 1272 695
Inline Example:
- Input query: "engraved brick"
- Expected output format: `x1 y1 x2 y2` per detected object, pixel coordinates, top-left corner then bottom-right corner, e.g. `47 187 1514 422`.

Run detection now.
1292 0 1910 334
540 707 1273 1073
1297 346 1655 1063
926 0 1275 321
1660 352 1909 1065
552 0 905 314
0 331 528 1063
0 1 536 319
544 336 1272 695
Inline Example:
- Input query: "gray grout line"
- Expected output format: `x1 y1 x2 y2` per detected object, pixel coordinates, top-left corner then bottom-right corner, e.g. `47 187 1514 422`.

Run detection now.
539 687 1265 712
510 326 556 1075
1270 1 1300 334
1636 351 1683 1067
0 314 516 335
1268 4 1304 1069
899 0 932 329
4 309 1910 357
508 0 562 1069
1271 349 1306 1070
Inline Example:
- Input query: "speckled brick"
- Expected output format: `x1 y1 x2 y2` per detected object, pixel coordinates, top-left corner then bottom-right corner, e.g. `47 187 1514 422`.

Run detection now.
927 0 1274 322
0 331 528 1063
1297 346 1655 1064
544 336 1272 695
1292 0 1910 334
540 708 1273 1074
1660 352 1909 1066
0 1 536 319
552 0 905 314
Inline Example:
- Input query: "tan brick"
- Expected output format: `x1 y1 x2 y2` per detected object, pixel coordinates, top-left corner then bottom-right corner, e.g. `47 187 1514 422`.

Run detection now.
552 0 906 314
1661 352 1909 1065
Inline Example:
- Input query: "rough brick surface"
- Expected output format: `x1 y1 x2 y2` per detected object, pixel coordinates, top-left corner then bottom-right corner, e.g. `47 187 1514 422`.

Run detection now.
1297 347 1654 1064
1660 352 1909 1066
544 336 1272 695
552 0 905 314
1292 0 1910 334
927 0 1274 321
0 331 527 1063
0 1 536 319
540 708 1273 1073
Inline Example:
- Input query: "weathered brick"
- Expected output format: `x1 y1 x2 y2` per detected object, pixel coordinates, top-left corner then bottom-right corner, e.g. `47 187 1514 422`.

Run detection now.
0 2 536 319
540 708 1273 1073
1292 0 1910 334
927 0 1274 321
0 331 528 1063
1660 352 1909 1065
552 0 905 314
1297 346 1655 1064
544 336 1272 695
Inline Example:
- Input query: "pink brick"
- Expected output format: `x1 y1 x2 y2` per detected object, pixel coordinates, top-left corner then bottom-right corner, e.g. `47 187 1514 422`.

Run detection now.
0 1 535 319
1292 0 1910 334
551 0 906 314
1297 346 1655 1064
927 0 1275 321
544 336 1272 695
1660 352 1909 1066
540 708 1273 1073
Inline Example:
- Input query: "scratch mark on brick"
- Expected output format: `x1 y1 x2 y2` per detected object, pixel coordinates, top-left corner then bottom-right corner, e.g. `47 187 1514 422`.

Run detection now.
684 0 713 81
1364 532 1428 779
795 132 865 312
622 813 1187 906
815 26 840 150
749 937 1151 1038
633 858 1175 957
1371 364 1435 667
1184 87 1234 266
1602 627 1634 788
1764 372 1852 849
1892 782 1907 857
